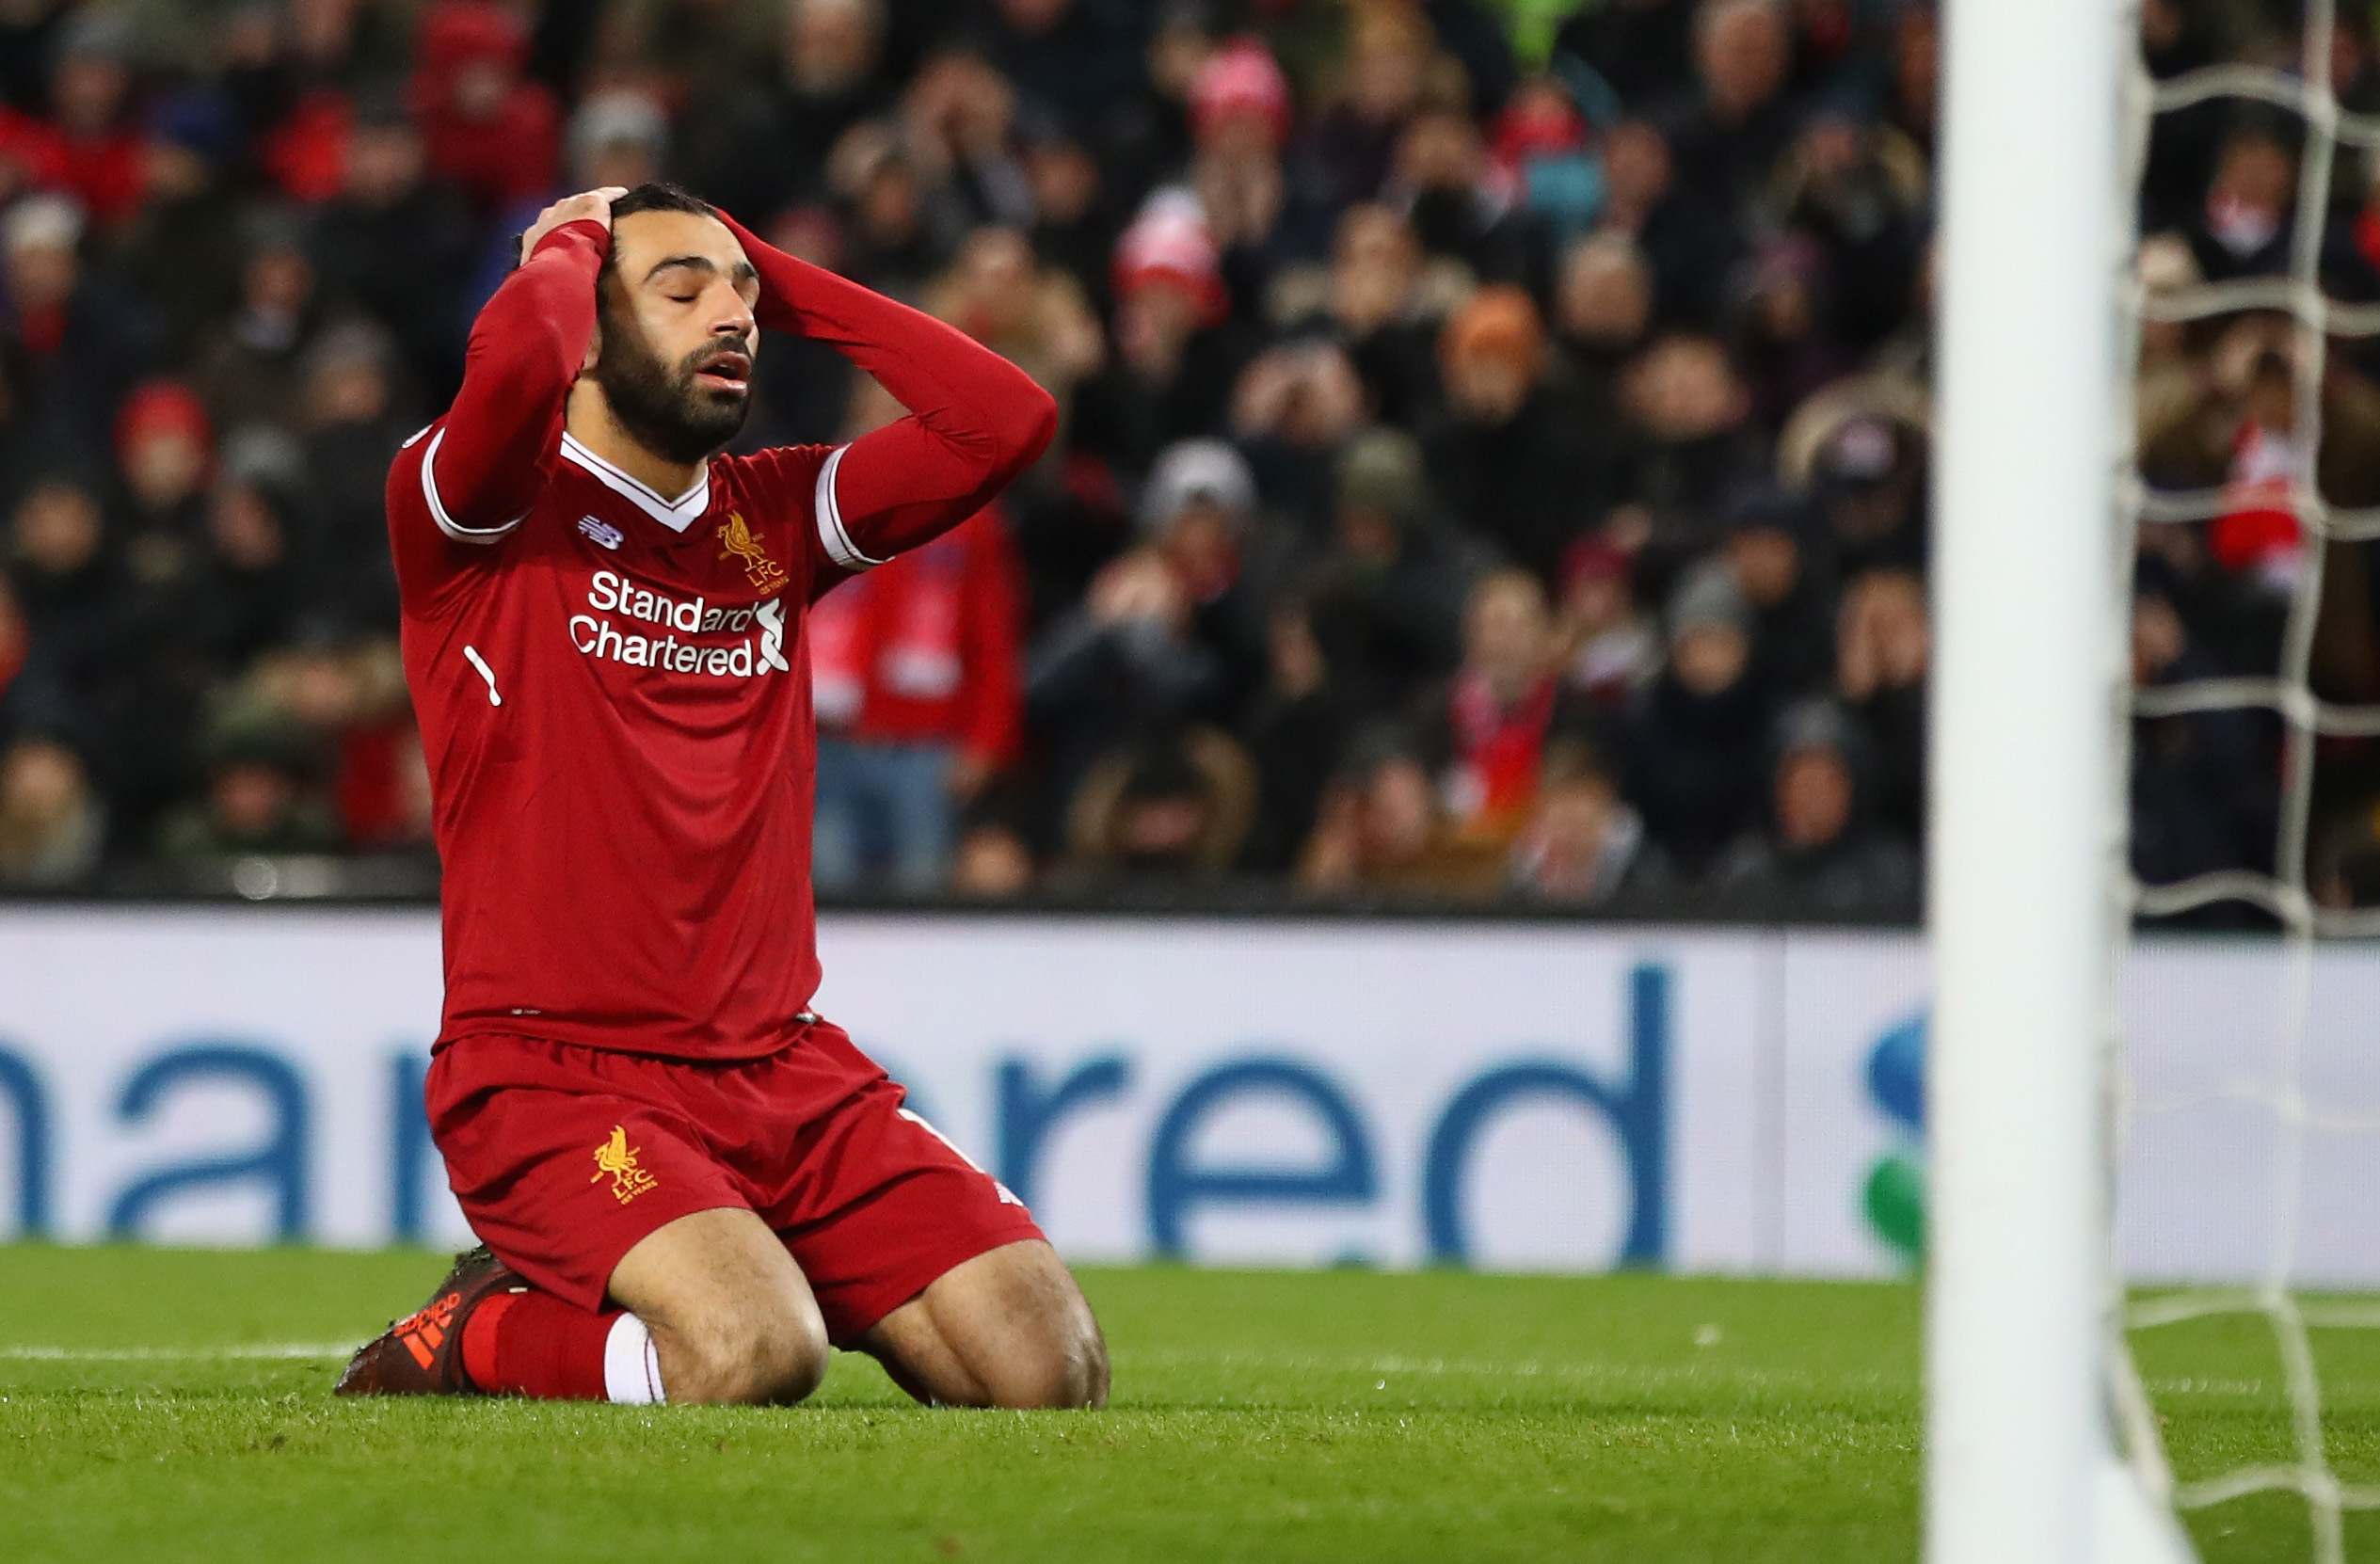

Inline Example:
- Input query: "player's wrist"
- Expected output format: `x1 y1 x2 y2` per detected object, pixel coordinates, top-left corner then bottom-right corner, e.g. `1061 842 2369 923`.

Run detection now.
713 207 808 328
521 217 611 269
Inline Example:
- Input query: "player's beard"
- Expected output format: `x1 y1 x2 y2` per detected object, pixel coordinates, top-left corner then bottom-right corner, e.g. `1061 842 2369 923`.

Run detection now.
593 314 754 468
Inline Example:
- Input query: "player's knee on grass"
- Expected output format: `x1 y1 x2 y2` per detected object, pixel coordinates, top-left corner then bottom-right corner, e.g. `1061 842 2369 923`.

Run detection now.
981 1306 1108 1411
868 1241 1110 1410
649 1299 829 1406
608 1208 831 1406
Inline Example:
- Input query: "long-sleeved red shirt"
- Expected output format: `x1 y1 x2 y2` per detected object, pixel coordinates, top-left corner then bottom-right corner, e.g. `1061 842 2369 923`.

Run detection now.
388 214 1055 1060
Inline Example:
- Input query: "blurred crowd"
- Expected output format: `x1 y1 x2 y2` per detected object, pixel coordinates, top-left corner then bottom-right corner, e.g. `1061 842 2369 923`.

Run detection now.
0 0 2369 919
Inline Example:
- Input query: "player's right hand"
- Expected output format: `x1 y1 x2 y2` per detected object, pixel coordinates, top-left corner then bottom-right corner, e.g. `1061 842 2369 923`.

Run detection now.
518 187 631 266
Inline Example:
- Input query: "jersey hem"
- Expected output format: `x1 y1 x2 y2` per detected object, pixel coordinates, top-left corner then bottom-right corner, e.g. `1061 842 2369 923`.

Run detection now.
435 1013 825 1065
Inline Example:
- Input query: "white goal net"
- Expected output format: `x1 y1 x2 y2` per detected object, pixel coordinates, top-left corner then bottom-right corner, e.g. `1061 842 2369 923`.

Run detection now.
2117 0 2380 1558
1932 0 2380 1560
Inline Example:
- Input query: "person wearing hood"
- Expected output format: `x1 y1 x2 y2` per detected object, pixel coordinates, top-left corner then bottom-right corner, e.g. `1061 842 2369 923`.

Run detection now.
1138 437 1288 710
2184 118 2295 284
5 473 117 754
1712 697 1920 920
192 431 306 674
1607 557 1772 873
292 320 415 639
1808 410 1927 578
153 701 343 868
1722 482 1835 698
1305 423 1488 723
190 210 326 439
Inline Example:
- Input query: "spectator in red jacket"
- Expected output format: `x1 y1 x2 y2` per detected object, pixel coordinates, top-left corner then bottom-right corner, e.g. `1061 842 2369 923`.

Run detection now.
407 0 560 215
0 14 150 228
809 384 1027 891
1418 567 1562 844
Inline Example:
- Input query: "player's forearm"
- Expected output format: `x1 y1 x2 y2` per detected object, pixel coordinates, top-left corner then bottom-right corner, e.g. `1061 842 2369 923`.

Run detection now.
720 212 1059 558
435 220 608 531
721 211 1053 461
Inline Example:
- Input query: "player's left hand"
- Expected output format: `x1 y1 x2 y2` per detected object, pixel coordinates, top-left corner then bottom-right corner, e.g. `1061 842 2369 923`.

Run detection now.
516 186 631 268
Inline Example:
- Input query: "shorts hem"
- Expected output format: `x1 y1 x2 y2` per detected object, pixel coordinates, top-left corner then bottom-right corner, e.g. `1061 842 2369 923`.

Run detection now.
493 1193 750 1315
816 1211 1048 1348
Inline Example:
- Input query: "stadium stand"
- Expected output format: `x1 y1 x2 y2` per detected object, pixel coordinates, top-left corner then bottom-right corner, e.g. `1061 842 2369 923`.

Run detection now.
0 0 2356 922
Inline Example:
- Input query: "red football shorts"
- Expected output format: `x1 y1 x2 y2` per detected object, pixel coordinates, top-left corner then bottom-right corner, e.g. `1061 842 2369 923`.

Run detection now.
424 1020 1045 1346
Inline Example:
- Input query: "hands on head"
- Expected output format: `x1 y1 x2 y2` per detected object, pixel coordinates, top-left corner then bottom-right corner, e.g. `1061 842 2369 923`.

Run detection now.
519 187 631 266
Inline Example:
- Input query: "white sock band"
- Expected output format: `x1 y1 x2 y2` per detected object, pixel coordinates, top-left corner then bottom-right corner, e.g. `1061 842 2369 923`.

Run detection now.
602 1313 665 1405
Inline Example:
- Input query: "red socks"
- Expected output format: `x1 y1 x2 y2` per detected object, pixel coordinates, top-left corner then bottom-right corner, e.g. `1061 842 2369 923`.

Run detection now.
460 1289 630 1402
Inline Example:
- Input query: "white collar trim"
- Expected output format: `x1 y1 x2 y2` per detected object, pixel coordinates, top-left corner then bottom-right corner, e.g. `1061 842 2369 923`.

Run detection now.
559 432 711 533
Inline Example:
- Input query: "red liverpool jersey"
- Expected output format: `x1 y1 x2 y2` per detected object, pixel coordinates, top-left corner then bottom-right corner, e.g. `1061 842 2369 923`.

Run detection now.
391 215 1053 1061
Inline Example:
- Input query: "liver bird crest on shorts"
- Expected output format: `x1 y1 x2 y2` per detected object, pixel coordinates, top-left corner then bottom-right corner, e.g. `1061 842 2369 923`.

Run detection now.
592 1125 659 1205
717 511 789 594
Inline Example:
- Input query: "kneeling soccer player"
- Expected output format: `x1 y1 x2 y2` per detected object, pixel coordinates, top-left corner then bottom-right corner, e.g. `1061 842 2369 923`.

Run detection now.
334 184 1105 1410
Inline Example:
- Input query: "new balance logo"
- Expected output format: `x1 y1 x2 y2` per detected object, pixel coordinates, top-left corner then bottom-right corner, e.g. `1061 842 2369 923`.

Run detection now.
578 516 623 550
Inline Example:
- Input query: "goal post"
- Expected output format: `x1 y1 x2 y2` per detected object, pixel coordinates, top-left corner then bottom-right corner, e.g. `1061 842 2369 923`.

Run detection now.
1926 0 2194 1557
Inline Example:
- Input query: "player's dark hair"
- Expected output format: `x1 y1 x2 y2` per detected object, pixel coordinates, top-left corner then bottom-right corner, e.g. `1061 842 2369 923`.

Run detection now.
594 184 718 283
512 183 720 273
605 182 717 226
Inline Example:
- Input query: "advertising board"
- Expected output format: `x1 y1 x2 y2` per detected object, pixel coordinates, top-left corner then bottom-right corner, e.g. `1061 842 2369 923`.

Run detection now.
0 909 2371 1285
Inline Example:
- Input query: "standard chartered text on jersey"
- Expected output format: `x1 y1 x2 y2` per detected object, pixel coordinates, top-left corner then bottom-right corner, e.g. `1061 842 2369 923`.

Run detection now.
568 569 792 678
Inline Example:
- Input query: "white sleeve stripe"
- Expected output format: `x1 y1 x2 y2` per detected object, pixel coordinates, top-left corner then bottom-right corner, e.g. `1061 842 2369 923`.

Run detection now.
422 429 525 545
813 444 886 571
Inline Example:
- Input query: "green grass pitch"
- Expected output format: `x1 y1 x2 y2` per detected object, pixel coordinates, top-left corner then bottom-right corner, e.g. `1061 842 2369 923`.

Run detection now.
0 1248 2372 1561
